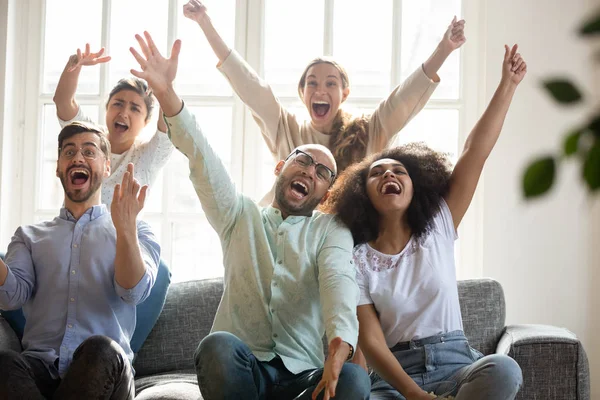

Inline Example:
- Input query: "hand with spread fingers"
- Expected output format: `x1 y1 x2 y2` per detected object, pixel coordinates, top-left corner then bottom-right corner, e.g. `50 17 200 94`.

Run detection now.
129 31 181 97
312 337 350 400
67 43 111 72
111 163 148 233
502 44 528 85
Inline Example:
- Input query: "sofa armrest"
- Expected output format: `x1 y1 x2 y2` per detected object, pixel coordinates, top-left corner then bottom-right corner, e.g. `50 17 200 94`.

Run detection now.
0 314 21 353
497 324 589 400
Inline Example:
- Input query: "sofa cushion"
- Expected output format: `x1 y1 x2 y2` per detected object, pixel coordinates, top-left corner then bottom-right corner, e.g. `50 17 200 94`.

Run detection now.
134 279 223 377
135 370 200 400
458 278 506 355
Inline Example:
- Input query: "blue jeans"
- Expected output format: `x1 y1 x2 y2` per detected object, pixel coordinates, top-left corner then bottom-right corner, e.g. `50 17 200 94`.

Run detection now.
371 331 522 400
195 331 371 400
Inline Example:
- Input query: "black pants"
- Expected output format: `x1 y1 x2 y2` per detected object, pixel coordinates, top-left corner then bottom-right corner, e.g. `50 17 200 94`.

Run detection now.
0 335 134 400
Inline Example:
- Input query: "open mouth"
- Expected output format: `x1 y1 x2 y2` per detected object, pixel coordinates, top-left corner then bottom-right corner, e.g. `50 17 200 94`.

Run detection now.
381 181 401 195
69 168 90 186
114 121 129 134
290 180 309 199
312 101 330 118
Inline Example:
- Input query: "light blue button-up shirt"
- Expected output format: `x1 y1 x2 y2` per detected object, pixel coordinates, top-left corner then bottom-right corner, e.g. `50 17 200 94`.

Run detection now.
165 106 359 374
0 205 159 377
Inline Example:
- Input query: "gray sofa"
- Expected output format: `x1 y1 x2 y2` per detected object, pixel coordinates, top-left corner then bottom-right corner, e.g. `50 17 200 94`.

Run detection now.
0 278 590 399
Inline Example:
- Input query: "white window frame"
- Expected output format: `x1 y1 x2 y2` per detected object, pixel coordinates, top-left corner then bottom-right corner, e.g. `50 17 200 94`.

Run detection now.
0 0 485 279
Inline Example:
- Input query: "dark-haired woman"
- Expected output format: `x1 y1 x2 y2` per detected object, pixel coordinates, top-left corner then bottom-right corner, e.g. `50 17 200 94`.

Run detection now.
182 0 465 202
323 45 527 400
53 45 174 205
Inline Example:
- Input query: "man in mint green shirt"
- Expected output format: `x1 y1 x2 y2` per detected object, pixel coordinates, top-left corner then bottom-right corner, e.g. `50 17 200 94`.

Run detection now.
129 32 370 400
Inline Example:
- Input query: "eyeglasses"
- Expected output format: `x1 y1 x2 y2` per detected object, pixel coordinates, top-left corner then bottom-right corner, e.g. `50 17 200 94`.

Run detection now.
59 144 103 160
285 149 336 183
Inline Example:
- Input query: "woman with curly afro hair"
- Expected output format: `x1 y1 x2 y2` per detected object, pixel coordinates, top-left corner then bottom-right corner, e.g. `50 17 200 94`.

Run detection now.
322 45 527 400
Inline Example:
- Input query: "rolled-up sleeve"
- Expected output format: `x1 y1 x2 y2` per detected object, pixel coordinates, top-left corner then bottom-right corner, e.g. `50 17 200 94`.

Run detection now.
317 218 360 350
114 221 160 304
0 228 35 310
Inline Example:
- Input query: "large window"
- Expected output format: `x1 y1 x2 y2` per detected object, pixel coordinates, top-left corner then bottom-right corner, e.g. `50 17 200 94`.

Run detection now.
22 0 466 282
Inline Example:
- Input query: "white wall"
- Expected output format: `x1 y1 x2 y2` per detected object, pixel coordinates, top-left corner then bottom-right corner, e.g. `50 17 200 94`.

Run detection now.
479 0 599 396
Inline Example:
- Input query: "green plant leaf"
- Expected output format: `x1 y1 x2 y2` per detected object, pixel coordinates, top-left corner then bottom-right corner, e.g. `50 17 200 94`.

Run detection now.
589 114 600 138
583 142 600 190
564 130 582 156
580 12 600 36
523 157 556 198
542 80 583 104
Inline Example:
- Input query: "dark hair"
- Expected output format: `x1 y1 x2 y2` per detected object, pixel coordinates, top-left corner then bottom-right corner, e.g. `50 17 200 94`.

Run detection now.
58 121 111 158
297 58 369 173
106 77 154 122
322 142 453 244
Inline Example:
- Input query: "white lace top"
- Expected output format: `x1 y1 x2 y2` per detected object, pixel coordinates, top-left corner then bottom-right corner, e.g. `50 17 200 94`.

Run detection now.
354 198 463 346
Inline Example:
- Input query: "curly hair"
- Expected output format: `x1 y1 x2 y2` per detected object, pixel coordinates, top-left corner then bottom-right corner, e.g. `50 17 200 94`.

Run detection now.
322 142 453 244
297 58 369 173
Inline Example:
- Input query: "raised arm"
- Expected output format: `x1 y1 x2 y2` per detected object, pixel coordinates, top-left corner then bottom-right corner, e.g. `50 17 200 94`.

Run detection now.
53 44 111 121
130 32 242 238
445 44 527 228
111 163 150 290
422 16 466 81
183 1 291 157
368 18 465 153
183 0 231 63
357 305 434 400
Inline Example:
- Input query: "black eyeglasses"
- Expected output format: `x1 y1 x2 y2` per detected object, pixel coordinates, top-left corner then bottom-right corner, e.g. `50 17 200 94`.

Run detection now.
285 149 336 183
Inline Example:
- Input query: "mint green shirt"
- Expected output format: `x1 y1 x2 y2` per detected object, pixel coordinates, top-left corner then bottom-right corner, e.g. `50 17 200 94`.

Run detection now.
164 106 359 373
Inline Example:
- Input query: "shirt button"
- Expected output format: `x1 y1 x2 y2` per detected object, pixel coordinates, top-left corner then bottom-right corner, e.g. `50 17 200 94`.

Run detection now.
277 260 282 264
71 270 76 275
68 324 73 329
271 309 275 313
273 333 278 338
273 282 278 287
70 298 75 302
73 244 78 248
278 232 283 236
274 210 279 214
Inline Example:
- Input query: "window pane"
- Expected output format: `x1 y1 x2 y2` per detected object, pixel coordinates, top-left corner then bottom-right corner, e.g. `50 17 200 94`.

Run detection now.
264 0 324 98
333 0 392 98
39 104 99 210
166 106 233 214
391 109 460 162
257 105 308 198
170 218 223 282
401 0 462 99
108 0 169 89
42 0 103 95
176 0 235 96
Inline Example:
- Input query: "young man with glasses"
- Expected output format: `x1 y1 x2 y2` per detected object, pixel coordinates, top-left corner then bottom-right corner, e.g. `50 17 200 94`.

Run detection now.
0 121 159 399
129 32 370 400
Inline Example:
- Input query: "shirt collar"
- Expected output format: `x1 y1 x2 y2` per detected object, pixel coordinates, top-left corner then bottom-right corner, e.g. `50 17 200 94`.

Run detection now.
59 204 108 222
264 205 312 225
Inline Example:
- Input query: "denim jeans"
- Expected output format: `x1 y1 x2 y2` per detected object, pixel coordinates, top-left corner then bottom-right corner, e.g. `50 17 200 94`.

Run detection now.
370 330 522 400
195 331 371 400
0 335 134 400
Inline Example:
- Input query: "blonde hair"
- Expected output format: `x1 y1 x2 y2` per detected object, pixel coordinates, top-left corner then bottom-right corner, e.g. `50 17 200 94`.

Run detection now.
298 58 369 173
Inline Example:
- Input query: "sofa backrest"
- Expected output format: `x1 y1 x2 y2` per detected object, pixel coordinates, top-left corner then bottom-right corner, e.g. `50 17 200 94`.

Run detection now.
134 277 506 377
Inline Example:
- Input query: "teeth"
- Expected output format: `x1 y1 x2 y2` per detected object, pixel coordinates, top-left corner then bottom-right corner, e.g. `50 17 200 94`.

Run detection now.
313 101 329 105
381 182 400 194
70 169 89 177
292 181 308 194
115 122 128 128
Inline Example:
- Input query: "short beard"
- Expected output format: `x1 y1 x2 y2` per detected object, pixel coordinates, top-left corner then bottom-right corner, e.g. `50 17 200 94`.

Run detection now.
274 175 322 216
59 171 102 203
